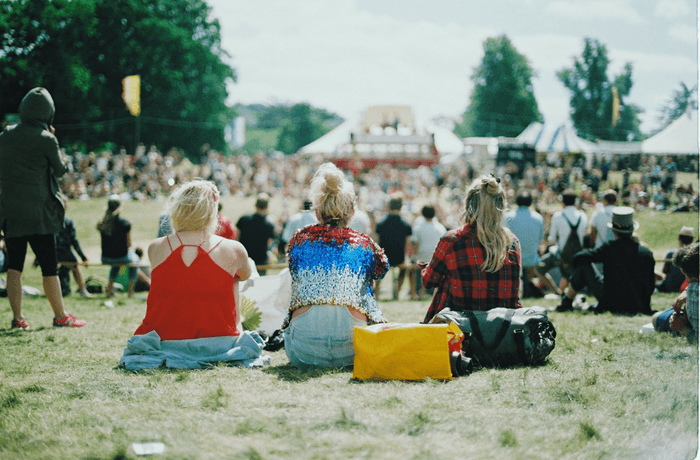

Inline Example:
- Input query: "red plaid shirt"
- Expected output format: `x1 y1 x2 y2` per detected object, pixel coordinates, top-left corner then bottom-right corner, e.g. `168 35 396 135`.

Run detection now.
421 224 522 323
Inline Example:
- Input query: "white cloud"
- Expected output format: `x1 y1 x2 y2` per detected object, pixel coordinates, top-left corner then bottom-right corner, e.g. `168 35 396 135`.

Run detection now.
546 0 646 23
667 24 699 44
653 0 695 20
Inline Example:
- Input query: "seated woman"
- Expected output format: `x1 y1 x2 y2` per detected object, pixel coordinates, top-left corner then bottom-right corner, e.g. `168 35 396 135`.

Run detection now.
120 180 268 370
421 175 523 323
97 197 138 297
283 162 389 369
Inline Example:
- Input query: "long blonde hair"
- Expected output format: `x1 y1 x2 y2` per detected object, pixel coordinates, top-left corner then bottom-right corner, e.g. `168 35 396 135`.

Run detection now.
166 180 219 236
309 162 355 227
462 175 510 272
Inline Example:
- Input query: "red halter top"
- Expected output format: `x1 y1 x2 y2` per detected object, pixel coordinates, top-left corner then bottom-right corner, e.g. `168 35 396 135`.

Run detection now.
134 234 240 340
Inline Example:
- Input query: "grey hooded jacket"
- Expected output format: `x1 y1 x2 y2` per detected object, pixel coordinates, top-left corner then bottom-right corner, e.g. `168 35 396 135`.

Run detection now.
0 87 67 237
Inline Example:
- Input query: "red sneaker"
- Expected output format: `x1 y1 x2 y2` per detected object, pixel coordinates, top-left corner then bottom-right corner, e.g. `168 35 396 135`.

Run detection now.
11 318 29 330
53 314 87 328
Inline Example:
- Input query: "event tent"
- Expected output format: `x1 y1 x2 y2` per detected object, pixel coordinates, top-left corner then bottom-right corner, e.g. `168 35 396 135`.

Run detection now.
297 119 465 156
641 109 699 155
515 122 598 154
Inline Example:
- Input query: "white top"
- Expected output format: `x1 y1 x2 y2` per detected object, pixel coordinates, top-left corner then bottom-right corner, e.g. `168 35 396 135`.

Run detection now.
547 206 588 250
411 219 447 262
589 204 615 248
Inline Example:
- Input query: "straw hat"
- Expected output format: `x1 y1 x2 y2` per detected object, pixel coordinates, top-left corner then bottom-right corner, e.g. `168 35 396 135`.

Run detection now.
679 226 695 238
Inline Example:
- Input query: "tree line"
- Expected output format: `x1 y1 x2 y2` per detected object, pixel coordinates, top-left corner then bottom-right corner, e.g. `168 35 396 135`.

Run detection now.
1 2 695 156
456 35 697 142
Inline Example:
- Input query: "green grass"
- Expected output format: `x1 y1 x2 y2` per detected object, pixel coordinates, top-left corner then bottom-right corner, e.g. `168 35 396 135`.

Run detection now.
0 293 697 459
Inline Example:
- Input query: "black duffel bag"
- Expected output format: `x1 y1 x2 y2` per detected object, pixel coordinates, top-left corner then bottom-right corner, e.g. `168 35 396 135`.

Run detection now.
431 306 556 367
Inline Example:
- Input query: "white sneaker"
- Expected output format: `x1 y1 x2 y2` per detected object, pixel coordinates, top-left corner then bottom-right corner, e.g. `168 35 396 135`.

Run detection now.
78 290 93 298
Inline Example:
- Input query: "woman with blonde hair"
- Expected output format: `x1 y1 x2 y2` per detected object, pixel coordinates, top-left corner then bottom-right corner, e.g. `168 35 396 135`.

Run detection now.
421 175 522 323
120 180 267 370
282 162 389 369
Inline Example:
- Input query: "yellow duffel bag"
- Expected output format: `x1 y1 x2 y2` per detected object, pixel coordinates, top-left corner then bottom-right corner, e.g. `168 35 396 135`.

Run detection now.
352 322 464 381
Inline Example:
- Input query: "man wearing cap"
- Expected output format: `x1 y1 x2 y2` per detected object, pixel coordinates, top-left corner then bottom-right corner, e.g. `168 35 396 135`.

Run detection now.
557 206 656 314
656 226 695 293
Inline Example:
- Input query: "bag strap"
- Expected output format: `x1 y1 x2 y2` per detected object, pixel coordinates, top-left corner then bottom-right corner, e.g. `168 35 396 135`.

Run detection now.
513 329 528 364
465 308 516 351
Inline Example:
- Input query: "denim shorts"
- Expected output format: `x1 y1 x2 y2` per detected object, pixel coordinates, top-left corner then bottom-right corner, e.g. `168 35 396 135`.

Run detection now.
655 308 675 333
102 252 139 281
284 304 366 370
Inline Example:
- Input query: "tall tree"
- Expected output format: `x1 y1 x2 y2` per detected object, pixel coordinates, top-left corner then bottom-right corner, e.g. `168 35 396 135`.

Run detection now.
557 38 643 141
656 82 698 130
0 0 235 157
456 35 542 138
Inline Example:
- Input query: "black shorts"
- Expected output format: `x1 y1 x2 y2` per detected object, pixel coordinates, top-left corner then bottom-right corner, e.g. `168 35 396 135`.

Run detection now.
5 234 58 277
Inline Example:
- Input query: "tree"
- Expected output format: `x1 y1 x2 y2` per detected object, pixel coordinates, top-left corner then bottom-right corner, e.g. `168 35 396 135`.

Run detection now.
557 38 643 141
456 35 542 138
0 0 235 157
276 104 317 154
656 82 698 130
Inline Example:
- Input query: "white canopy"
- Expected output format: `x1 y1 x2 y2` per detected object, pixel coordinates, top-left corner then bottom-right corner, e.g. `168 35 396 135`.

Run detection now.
641 109 699 155
298 119 465 156
298 119 356 155
515 122 598 154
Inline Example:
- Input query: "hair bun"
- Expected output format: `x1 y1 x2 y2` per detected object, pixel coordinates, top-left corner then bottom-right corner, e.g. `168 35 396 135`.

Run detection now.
323 171 343 195
482 177 500 195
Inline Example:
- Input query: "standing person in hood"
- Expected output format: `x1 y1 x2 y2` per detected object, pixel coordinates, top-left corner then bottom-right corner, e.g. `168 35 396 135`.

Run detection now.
0 87 87 329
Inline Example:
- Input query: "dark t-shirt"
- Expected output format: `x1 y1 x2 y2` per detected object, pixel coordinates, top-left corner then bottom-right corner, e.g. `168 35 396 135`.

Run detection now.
236 213 275 265
100 217 131 259
375 214 412 267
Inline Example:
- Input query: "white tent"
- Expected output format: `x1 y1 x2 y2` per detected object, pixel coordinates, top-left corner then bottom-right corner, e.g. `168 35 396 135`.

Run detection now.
515 122 598 154
641 109 699 155
298 119 465 157
298 119 356 155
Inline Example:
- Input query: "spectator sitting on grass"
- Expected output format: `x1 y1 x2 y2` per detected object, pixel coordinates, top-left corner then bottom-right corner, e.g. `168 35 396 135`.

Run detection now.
120 180 267 370
651 243 699 343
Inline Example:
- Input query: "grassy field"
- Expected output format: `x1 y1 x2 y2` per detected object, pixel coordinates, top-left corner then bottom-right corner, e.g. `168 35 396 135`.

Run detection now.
0 175 698 459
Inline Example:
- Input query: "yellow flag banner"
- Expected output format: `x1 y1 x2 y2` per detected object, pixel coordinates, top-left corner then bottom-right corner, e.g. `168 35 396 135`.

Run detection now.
611 86 620 127
122 75 141 116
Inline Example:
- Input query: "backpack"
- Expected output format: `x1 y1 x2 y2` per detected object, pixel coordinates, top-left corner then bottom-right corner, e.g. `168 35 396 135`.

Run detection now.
557 214 582 278
431 306 557 368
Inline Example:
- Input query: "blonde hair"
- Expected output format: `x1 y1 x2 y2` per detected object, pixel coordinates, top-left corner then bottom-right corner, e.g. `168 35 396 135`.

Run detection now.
166 180 219 235
309 162 355 227
462 175 511 272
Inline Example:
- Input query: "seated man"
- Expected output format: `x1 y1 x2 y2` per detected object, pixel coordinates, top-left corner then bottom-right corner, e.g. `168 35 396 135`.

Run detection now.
652 243 699 342
557 207 655 315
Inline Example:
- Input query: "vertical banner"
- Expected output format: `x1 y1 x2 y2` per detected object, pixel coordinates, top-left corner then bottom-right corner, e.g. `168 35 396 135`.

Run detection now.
122 75 141 116
225 116 246 150
611 86 620 127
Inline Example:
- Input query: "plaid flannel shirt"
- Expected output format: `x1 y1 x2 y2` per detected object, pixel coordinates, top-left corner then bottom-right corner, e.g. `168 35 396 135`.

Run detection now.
421 224 522 323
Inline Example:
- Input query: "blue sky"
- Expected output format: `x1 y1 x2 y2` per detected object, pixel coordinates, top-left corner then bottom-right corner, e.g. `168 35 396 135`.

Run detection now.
207 0 698 134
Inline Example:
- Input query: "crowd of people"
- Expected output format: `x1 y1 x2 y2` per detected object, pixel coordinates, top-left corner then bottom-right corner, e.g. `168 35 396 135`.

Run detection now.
1 87 698 372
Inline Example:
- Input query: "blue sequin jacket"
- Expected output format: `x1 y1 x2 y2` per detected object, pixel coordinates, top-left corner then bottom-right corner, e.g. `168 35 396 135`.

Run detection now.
282 224 389 329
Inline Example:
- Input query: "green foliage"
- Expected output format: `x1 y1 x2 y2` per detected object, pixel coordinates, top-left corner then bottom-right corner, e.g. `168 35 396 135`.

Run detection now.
459 34 542 138
656 82 698 132
0 0 235 157
233 103 343 154
557 38 643 141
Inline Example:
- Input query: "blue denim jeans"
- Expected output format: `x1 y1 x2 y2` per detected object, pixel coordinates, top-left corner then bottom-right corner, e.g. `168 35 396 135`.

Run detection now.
102 252 139 281
284 304 366 370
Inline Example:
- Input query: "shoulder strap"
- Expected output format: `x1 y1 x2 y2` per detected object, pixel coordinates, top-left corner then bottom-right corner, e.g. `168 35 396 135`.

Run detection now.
464 309 516 351
166 234 174 251
207 237 224 254
562 213 581 230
